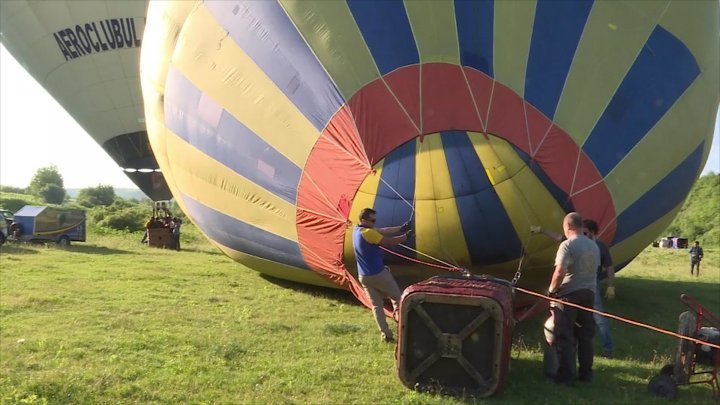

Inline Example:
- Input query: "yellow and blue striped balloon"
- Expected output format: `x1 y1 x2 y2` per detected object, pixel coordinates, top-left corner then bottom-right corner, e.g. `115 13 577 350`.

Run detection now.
141 0 719 307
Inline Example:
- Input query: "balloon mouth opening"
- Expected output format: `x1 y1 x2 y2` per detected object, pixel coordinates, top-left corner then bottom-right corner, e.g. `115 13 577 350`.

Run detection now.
122 167 162 173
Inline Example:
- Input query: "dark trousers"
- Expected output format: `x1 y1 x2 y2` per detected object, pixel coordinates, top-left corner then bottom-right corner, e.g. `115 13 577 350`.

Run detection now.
173 234 180 251
555 289 595 383
691 260 700 276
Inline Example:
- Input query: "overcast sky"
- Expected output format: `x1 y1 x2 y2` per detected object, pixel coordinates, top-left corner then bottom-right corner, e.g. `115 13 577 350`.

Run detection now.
1 43 718 191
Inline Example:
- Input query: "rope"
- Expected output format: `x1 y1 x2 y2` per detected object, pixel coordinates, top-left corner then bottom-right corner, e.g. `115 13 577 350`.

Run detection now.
381 239 720 350
378 176 415 212
379 245 459 271
515 286 720 350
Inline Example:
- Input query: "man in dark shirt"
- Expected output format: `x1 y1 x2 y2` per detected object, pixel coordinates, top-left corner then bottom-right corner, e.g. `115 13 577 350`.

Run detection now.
689 240 704 277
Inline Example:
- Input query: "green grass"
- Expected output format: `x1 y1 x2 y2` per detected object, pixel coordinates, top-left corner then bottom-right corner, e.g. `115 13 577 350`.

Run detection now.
1 233 718 404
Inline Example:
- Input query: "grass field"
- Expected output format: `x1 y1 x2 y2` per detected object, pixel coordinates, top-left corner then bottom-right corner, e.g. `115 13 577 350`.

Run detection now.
1 232 718 404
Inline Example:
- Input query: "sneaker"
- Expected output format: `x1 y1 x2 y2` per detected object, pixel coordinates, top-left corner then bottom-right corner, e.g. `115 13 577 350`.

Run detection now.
381 332 395 343
601 351 614 359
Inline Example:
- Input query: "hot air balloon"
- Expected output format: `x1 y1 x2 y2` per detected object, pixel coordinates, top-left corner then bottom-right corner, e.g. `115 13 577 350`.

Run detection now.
140 0 718 309
0 0 171 200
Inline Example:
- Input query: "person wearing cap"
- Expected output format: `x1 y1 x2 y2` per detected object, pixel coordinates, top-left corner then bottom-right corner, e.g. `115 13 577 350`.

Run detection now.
583 219 615 358
352 208 413 343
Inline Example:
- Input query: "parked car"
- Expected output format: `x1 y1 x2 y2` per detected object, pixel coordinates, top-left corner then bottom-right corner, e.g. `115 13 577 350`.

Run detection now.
0 209 13 227
0 212 7 245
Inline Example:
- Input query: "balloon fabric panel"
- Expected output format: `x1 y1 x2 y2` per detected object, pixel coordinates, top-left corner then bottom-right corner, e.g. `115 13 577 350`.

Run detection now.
441 131 522 264
612 144 705 245
163 66 301 204
204 0 344 131
455 0 494 77
346 0 419 75
525 0 594 120
170 4 319 167
162 130 298 242
584 26 701 176
182 193 309 270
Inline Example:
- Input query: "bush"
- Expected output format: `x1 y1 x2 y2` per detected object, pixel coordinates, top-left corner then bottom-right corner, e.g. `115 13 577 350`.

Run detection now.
88 198 154 232
39 183 66 204
98 209 145 232
0 196 36 213
77 185 116 207
0 185 26 194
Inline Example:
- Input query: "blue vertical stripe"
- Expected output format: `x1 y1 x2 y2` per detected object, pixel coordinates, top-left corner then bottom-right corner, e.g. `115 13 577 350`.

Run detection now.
441 131 522 264
164 66 301 204
374 140 416 256
455 0 494 77
347 0 419 75
612 143 704 245
204 0 344 130
525 0 594 119
584 26 701 176
181 193 310 270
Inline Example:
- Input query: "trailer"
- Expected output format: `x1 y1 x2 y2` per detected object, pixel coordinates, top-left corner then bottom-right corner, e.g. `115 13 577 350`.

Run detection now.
10 206 86 246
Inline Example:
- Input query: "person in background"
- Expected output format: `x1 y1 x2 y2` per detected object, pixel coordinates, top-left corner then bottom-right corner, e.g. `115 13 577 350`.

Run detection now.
352 208 412 343
140 216 156 244
689 240 704 277
583 219 615 358
547 212 600 385
171 217 182 251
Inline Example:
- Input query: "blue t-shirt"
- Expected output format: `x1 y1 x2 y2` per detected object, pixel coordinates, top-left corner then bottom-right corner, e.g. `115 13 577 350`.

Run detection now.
353 225 384 277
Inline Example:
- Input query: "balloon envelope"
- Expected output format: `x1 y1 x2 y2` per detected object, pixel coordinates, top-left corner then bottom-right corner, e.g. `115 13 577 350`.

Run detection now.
0 0 171 200
141 1 719 307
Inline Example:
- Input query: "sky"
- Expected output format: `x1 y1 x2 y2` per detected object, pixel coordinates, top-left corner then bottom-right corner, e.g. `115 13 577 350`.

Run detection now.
1 43 719 191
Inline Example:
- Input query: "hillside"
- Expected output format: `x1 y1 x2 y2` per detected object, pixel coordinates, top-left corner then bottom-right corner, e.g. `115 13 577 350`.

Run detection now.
66 188 148 201
665 172 719 248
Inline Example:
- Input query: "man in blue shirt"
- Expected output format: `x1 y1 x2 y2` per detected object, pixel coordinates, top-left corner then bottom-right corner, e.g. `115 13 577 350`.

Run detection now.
352 208 412 342
583 219 615 358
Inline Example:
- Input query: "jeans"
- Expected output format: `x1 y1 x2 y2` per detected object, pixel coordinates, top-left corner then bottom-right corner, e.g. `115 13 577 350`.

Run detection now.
593 289 614 354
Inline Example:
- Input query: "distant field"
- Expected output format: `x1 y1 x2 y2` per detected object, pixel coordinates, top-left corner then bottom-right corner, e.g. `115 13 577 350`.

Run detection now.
1 232 718 404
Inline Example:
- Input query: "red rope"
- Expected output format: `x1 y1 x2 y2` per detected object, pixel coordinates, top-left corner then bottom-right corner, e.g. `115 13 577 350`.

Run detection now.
381 244 720 350
515 286 720 350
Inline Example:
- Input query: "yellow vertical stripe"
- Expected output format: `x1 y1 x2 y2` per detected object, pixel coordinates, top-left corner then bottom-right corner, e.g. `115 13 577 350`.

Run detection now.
279 0 380 100
415 136 471 264
404 0 460 64
468 132 566 258
555 1 670 144
493 1 536 97
344 161 384 262
174 4 318 167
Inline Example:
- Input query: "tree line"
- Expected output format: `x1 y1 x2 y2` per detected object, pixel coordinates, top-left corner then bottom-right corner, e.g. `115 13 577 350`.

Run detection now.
1 166 717 245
